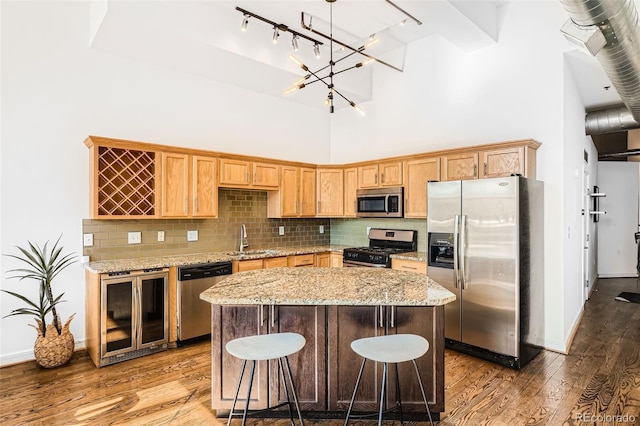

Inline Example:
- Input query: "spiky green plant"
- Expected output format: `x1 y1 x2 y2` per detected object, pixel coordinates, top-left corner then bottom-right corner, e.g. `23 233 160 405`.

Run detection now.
2 236 77 336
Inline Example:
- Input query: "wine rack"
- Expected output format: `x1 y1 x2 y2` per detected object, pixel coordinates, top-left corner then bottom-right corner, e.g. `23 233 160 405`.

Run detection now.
96 146 157 217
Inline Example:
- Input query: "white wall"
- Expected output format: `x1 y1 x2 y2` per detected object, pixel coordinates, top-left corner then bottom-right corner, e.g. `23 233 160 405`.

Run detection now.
330 1 576 352
597 162 640 277
0 1 331 365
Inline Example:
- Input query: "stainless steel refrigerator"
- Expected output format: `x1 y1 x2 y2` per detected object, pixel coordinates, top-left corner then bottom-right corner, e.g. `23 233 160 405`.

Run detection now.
427 176 544 368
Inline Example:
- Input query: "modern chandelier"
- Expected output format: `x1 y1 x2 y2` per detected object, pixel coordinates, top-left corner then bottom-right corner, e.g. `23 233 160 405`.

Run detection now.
236 0 421 114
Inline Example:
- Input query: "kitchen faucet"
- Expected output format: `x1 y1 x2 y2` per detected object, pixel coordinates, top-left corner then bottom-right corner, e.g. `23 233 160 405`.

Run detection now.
239 224 249 252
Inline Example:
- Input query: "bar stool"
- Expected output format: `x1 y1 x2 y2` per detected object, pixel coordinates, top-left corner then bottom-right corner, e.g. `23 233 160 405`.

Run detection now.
225 332 306 426
344 334 434 426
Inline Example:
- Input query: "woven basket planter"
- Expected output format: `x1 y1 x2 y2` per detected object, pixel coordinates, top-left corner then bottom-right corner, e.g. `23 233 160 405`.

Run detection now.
32 314 75 368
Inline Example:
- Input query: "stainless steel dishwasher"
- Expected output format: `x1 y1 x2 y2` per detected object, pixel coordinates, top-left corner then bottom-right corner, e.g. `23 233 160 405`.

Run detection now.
177 261 232 344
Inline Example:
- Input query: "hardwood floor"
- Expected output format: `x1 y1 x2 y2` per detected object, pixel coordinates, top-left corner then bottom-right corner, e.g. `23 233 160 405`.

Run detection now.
1 277 638 425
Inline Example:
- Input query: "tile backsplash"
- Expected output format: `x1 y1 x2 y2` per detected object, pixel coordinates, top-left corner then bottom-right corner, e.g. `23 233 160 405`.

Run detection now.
83 189 330 261
82 189 427 262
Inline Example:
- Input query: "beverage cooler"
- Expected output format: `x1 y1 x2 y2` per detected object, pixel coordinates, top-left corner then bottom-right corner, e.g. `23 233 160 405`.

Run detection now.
99 269 169 366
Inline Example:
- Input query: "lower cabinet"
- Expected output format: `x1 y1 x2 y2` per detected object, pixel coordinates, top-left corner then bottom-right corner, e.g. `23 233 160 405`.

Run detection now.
211 304 444 416
327 306 443 413
211 305 325 411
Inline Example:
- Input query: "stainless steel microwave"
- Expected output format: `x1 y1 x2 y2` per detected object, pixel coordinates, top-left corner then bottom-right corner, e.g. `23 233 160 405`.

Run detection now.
356 187 404 218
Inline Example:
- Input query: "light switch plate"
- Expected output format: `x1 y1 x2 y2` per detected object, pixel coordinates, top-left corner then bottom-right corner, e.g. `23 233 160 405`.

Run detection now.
83 233 93 247
279 226 285 236
128 232 141 244
319 225 324 234
187 230 198 241
157 231 165 242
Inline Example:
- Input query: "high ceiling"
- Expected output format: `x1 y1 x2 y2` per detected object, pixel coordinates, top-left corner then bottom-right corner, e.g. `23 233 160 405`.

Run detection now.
88 0 629 113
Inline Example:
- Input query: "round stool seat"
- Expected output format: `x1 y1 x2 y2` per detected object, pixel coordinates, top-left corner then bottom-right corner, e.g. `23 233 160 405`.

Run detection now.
226 332 306 361
350 334 429 363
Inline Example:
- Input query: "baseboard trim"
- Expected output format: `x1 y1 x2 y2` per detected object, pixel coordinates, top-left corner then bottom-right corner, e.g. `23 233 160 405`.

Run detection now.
0 340 86 368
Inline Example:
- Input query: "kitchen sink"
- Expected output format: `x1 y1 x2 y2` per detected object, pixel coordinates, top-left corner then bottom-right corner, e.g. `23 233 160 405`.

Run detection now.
223 250 279 256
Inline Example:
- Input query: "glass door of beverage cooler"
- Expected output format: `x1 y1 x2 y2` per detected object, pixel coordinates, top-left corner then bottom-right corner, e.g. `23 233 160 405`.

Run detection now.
139 273 169 349
102 277 136 357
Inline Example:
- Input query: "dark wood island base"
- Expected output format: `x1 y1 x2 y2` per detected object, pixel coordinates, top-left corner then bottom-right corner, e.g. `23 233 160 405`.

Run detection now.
201 267 455 421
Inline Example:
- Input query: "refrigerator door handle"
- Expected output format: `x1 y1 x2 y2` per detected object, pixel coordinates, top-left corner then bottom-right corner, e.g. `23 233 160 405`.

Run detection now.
453 214 460 288
460 214 467 289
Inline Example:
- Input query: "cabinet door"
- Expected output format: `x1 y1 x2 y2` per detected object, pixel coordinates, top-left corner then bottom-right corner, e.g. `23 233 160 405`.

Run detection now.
391 258 427 275
442 152 479 181
358 164 379 188
379 160 403 186
264 257 288 268
280 166 299 217
317 169 344 217
270 305 327 411
480 147 525 178
404 158 440 218
219 159 251 186
344 167 358 217
192 155 218 217
299 168 316 217
315 253 330 267
161 152 189 217
330 253 343 267
327 305 384 411
211 305 269 410
385 306 444 413
253 162 280 187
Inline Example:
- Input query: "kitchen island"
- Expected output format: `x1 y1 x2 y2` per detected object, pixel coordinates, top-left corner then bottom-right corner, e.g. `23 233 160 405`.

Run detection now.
201 267 455 420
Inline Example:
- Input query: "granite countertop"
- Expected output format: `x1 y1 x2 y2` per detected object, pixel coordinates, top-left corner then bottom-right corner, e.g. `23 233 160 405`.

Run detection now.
85 245 350 274
390 251 428 262
200 267 455 306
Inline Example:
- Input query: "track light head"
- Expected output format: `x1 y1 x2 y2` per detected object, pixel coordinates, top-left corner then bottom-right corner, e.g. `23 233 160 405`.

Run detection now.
240 15 249 32
292 35 299 51
314 43 321 59
272 26 279 43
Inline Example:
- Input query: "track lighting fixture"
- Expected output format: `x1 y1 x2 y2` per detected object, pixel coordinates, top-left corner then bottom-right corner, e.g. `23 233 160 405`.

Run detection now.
235 0 421 114
240 14 249 31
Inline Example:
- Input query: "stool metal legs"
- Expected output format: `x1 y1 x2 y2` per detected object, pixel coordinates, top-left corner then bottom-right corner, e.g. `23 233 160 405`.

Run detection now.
344 358 434 426
227 356 304 426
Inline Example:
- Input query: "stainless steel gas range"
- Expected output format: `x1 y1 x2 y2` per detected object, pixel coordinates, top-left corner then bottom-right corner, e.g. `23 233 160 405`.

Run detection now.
342 228 418 268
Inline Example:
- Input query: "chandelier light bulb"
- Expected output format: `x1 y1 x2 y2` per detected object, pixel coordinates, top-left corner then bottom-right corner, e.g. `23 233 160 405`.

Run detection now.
364 38 380 49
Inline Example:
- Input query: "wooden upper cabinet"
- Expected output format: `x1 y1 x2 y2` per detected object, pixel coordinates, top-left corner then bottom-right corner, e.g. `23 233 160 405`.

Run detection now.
357 160 403 188
219 159 279 189
317 168 344 217
161 152 190 217
404 157 440 218
480 146 534 179
87 140 160 219
299 167 316 217
344 167 358 218
192 155 218 217
268 166 316 218
442 152 479 181
162 153 218 218
253 162 280 188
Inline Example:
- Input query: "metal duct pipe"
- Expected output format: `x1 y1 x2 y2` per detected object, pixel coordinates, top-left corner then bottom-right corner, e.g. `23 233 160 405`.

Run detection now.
598 148 640 158
585 105 639 134
560 0 640 134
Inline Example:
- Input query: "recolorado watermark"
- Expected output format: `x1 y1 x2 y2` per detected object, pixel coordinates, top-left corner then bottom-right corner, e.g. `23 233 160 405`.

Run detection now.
574 413 636 424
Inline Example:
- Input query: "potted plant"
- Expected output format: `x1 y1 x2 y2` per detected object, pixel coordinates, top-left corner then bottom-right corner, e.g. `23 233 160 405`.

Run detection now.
2 236 77 368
